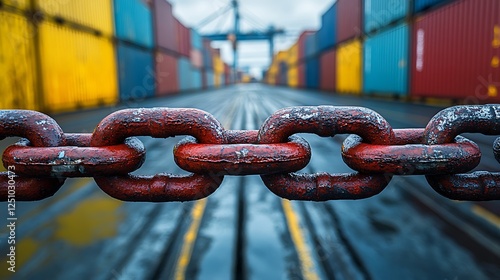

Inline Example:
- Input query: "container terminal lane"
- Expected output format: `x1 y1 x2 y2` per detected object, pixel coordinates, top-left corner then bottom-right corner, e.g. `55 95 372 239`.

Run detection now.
1 84 499 280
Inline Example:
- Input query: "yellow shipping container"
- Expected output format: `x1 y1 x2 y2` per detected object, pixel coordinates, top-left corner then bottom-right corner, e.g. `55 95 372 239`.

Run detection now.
37 0 114 35
336 39 362 94
3 0 30 10
39 22 118 112
288 66 298 88
287 43 299 67
276 51 287 63
213 55 224 74
0 11 38 110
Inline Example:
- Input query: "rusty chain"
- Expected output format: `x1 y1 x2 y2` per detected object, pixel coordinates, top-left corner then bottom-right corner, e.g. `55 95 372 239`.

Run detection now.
1 105 500 202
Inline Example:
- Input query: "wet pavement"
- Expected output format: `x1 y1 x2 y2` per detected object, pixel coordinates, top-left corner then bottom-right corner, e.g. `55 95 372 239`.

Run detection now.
1 84 499 279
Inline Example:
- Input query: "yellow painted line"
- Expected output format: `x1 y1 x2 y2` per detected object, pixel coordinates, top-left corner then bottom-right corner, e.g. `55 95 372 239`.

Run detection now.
174 198 207 280
282 200 320 280
471 205 500 229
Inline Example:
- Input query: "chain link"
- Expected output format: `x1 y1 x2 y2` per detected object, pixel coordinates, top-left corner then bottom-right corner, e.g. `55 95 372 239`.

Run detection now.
1 105 500 202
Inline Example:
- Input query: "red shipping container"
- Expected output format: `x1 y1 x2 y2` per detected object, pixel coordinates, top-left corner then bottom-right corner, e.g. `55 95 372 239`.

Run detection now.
411 0 500 103
190 49 203 69
224 64 231 85
337 0 362 43
320 49 336 91
298 30 315 62
155 51 178 96
176 19 191 57
153 0 178 53
298 62 306 87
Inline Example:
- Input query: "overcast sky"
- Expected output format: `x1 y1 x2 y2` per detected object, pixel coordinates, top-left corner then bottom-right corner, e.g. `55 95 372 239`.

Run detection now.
168 0 335 77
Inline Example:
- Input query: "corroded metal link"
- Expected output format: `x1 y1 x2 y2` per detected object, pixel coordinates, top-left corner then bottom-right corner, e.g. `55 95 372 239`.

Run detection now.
259 106 393 201
493 137 500 164
91 108 226 202
174 130 311 175
424 105 500 200
3 134 145 178
342 129 481 175
1 110 66 201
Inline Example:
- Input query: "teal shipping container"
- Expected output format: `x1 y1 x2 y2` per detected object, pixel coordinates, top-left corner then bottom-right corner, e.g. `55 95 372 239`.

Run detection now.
364 0 409 33
414 0 454 13
191 29 203 50
178 57 191 91
206 70 215 88
191 68 202 90
364 23 409 96
117 43 155 100
114 0 154 48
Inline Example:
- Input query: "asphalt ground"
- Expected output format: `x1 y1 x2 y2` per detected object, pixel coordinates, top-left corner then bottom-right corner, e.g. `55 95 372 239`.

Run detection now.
1 84 499 279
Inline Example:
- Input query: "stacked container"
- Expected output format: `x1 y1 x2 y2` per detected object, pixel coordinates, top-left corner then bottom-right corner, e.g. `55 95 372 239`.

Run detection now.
305 32 319 89
411 0 500 102
317 4 337 53
414 0 455 13
336 40 362 94
337 0 362 43
287 43 299 88
364 0 409 34
320 49 336 91
114 0 155 101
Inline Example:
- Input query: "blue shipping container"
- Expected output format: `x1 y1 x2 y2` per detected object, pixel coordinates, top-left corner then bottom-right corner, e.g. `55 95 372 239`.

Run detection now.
414 0 454 13
178 57 192 91
304 32 318 59
191 68 202 90
317 4 337 52
206 70 215 87
191 29 203 50
364 0 409 33
363 23 409 96
305 58 319 89
117 43 155 100
114 0 154 48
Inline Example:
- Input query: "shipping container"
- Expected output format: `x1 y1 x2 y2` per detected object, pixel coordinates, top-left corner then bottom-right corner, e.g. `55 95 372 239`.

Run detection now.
214 73 222 88
317 3 337 52
304 32 318 59
117 43 155 100
155 51 178 96
364 0 409 33
279 61 288 86
176 19 191 57
0 10 37 110
205 70 215 88
337 0 362 43
287 42 299 67
202 39 214 70
305 58 320 89
298 62 305 87
178 56 191 91
191 28 203 50
154 0 177 53
191 67 202 90
298 31 315 62
364 23 409 96
3 0 29 10
411 0 500 102
114 0 154 48
213 55 224 75
40 22 118 112
320 49 336 91
336 39 362 94
288 66 298 88
39 0 113 35
414 0 454 13
190 49 203 69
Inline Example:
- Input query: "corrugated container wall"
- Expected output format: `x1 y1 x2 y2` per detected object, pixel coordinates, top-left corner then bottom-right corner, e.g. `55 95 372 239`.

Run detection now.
411 0 500 102
364 0 409 33
3 0 29 10
40 22 118 112
336 39 362 94
117 43 155 100
304 32 318 59
414 0 454 13
155 51 178 96
317 4 337 52
305 58 320 88
114 0 154 48
0 11 37 110
203 39 214 70
337 0 362 43
154 0 177 53
298 31 314 61
320 49 336 92
177 19 191 57
39 0 114 35
178 57 192 91
364 24 409 96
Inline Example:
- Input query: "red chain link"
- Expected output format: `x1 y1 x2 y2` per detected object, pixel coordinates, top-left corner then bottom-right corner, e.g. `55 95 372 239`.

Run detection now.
424 105 500 200
1 105 500 202
258 106 394 201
